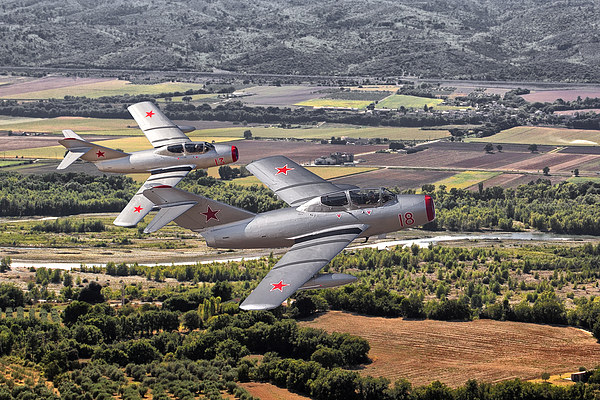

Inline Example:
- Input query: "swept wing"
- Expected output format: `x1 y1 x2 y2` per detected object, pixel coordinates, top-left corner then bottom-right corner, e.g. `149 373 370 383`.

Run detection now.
113 165 195 227
246 156 342 207
240 224 367 310
128 101 191 148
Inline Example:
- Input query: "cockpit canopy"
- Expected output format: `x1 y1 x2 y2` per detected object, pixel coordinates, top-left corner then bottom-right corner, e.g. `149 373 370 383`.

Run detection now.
166 142 214 154
300 188 396 212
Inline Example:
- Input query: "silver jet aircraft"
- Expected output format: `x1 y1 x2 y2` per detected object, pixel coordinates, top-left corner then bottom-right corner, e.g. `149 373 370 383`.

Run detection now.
141 156 435 310
57 101 239 227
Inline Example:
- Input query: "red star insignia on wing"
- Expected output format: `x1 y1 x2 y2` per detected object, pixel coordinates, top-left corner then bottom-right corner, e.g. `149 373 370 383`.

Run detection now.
275 164 294 175
134 206 143 213
270 280 290 292
146 110 155 118
201 206 220 222
96 150 105 158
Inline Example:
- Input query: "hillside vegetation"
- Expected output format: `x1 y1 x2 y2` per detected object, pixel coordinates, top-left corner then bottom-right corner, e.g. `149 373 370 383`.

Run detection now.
0 0 599 81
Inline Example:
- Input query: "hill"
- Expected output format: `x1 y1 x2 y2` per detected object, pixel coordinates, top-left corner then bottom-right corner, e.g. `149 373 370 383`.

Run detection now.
0 0 599 81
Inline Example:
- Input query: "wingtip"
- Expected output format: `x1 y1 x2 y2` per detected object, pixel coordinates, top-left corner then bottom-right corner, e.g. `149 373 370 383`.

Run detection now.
239 303 280 311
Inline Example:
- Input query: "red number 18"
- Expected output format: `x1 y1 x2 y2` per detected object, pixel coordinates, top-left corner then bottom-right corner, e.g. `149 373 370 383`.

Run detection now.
398 212 415 227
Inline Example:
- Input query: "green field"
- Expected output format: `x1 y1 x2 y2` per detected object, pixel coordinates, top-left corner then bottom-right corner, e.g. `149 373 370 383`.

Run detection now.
468 126 600 146
156 94 221 103
294 99 374 109
567 176 600 184
0 80 207 100
376 95 444 109
0 117 135 136
431 171 501 190
0 117 448 141
195 125 450 141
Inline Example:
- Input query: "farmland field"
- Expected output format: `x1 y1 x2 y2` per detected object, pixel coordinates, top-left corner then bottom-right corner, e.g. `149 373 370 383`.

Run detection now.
0 117 135 136
474 173 567 189
0 76 111 97
330 168 455 190
238 382 310 400
469 126 600 146
522 89 600 103
431 171 501 189
235 85 325 107
294 98 373 109
228 166 378 186
0 79 207 99
376 94 444 109
0 117 449 141
300 311 600 387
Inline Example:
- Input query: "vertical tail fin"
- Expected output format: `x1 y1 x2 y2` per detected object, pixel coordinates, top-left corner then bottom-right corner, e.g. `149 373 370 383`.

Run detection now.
142 186 255 233
57 130 129 169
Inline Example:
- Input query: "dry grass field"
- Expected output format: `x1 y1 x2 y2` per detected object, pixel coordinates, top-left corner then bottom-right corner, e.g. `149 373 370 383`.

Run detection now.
431 171 501 189
469 126 600 146
294 98 374 109
376 95 444 109
0 79 206 100
300 311 600 388
238 383 311 400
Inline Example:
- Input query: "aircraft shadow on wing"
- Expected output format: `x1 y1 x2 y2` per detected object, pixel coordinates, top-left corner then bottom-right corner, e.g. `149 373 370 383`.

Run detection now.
142 155 436 311
57 101 239 227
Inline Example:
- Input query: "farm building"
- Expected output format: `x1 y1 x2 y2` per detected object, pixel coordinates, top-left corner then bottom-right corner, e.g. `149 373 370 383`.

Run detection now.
571 371 587 383
315 152 354 165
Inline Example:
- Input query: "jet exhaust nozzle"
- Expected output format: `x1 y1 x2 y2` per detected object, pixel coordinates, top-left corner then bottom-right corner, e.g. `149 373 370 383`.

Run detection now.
298 273 357 290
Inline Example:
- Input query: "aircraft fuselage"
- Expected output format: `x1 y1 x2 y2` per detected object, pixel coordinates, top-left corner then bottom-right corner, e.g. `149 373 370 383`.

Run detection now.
94 144 237 173
201 194 434 249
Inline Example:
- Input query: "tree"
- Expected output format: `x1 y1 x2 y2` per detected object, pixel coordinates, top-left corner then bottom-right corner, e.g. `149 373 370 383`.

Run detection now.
484 143 494 153
182 96 192 103
243 129 252 139
63 272 73 287
528 144 538 153
182 310 202 331
78 281 105 304
0 256 11 272
496 144 503 152
543 166 550 176
573 168 579 177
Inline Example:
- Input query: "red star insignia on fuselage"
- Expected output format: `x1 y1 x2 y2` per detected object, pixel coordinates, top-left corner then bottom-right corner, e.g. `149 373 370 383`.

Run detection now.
96 150 105 158
201 206 220 222
134 206 143 213
146 110 155 118
270 280 290 292
275 164 294 175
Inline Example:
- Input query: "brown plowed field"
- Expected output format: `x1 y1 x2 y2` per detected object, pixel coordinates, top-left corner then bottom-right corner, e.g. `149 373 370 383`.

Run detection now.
227 140 386 164
469 173 567 190
0 134 113 151
0 76 112 97
522 89 600 102
330 168 453 190
300 311 600 388
503 153 597 173
238 382 311 400
359 149 536 170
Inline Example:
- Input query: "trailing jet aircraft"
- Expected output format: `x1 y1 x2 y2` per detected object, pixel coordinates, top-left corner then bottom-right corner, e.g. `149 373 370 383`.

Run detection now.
57 101 238 227
141 155 435 310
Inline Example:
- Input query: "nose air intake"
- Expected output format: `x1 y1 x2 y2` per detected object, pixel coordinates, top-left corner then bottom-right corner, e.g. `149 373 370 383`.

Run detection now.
425 195 435 222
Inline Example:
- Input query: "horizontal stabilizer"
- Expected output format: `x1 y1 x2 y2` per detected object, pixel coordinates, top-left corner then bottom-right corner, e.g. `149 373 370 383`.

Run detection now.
58 130 128 163
143 186 255 232
144 202 197 233
57 148 91 170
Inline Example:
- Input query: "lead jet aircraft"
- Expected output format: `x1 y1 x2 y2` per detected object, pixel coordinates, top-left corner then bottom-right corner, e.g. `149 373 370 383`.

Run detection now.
57 101 239 227
140 155 435 310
